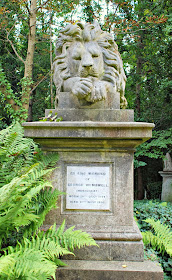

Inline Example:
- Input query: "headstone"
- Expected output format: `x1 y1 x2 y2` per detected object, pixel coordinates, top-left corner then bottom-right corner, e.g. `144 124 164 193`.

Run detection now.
163 152 172 171
159 152 172 202
23 21 163 279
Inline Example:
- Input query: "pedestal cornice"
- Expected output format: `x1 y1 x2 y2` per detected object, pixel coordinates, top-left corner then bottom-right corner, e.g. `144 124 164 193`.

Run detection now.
23 121 154 151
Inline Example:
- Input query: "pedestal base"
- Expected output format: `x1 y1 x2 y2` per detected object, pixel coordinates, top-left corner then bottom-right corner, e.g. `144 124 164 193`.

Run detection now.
56 260 163 280
45 108 134 122
62 240 144 261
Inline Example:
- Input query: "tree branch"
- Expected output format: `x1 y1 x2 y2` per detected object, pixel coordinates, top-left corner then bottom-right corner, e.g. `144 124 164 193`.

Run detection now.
6 36 25 65
6 23 25 65
25 2 31 15
30 71 50 93
114 4 119 15
36 0 51 11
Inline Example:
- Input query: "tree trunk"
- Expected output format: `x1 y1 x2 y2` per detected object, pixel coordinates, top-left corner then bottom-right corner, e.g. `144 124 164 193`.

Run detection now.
136 60 141 117
22 0 37 119
135 30 144 198
136 40 143 117
50 12 54 108
28 92 34 122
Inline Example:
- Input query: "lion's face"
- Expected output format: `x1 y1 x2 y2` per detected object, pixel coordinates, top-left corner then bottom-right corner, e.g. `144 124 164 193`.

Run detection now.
67 41 104 79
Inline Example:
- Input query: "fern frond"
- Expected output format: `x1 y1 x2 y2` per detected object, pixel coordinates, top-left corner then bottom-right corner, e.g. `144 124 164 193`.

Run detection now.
143 218 172 256
2 234 71 279
54 259 67 267
43 220 97 252
62 226 98 250
22 189 62 239
14 213 39 227
0 122 39 187
0 170 61 245
38 152 59 169
21 236 73 260
1 248 57 280
0 254 15 276
0 123 97 279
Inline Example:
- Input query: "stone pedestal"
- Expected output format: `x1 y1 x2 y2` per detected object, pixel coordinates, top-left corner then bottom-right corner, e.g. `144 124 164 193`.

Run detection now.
23 112 164 279
23 120 154 262
159 171 172 202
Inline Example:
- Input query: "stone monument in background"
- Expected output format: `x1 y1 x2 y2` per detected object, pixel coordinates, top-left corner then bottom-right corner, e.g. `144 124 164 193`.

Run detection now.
23 22 163 279
159 152 172 202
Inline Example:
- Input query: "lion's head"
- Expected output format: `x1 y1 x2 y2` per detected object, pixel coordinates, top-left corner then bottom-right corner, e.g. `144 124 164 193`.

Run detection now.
67 40 104 79
53 22 127 108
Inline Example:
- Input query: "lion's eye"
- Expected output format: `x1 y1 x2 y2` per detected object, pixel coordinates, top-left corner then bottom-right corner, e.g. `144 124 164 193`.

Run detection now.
92 54 99 58
73 56 81 60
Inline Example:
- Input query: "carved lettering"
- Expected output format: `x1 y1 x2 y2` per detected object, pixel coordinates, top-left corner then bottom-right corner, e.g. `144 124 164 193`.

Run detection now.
66 166 110 210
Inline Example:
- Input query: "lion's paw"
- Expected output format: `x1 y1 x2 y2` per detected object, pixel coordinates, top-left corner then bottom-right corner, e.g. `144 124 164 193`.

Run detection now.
86 81 107 102
72 78 92 99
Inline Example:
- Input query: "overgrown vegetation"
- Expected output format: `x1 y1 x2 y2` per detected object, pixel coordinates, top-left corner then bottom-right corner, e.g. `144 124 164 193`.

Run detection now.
135 128 172 168
1 0 171 199
0 123 97 279
134 200 172 279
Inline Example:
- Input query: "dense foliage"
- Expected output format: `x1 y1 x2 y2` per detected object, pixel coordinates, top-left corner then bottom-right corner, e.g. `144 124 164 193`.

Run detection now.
0 0 171 125
0 123 97 279
0 1 171 196
134 200 172 279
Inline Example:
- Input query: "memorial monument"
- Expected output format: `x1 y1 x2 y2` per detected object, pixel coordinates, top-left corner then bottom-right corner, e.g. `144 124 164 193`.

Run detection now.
159 152 172 202
23 22 163 279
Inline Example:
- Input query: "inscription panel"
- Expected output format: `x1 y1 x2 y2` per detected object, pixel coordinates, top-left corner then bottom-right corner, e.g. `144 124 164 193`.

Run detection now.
66 165 110 210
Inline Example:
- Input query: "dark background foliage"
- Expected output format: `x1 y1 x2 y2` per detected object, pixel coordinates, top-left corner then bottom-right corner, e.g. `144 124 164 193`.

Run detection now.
0 0 171 199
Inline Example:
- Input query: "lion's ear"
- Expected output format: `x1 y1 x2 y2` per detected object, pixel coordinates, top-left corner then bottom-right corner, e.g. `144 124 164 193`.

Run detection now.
92 21 101 29
76 22 84 30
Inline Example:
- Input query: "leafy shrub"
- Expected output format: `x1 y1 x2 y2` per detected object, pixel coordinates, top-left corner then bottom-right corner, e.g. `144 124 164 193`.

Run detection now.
134 200 172 279
134 128 172 168
142 219 172 257
134 200 172 231
0 123 97 279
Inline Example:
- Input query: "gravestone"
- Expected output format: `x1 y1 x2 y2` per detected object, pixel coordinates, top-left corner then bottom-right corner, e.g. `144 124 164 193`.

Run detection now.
23 22 163 279
159 152 172 202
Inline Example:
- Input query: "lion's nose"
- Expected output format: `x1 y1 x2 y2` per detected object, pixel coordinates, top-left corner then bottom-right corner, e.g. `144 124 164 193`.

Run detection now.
82 52 93 68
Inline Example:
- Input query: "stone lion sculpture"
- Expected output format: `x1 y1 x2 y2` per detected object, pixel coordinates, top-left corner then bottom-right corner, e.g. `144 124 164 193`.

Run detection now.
53 22 127 109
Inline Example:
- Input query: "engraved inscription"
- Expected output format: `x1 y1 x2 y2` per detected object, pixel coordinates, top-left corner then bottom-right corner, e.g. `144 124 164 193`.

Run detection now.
66 166 110 210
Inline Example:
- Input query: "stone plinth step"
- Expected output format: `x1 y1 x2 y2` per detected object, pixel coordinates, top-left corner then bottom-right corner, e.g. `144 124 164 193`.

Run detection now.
56 260 163 280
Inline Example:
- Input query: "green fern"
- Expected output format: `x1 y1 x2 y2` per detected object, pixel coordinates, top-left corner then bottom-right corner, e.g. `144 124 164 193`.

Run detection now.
43 221 98 251
1 248 57 280
0 220 97 279
0 123 97 279
0 165 61 246
142 218 172 257
0 122 39 187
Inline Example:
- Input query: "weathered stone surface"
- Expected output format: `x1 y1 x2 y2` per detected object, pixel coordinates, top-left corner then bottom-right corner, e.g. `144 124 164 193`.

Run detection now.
53 22 127 109
56 260 164 280
159 171 172 202
23 121 154 143
45 108 134 122
163 152 172 171
42 150 139 239
57 91 120 109
23 121 154 261
62 240 144 261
